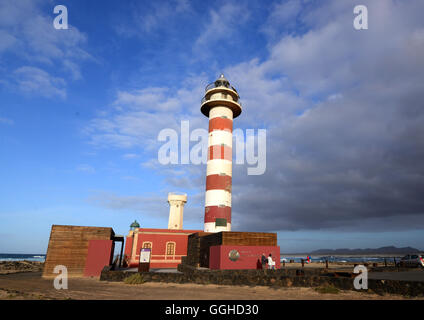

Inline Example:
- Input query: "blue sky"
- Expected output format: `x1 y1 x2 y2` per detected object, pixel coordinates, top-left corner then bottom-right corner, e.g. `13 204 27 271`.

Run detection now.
1 0 424 254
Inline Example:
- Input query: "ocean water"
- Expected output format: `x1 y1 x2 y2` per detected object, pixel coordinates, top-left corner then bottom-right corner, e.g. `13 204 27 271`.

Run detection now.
0 253 46 262
280 256 402 263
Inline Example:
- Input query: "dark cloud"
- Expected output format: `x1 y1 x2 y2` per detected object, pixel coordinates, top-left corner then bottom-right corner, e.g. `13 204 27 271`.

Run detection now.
229 0 424 232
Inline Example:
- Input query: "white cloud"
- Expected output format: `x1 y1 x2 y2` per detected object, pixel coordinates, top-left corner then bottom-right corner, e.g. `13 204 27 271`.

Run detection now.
12 66 66 99
194 3 250 54
121 175 140 181
76 164 96 174
261 0 303 37
0 0 91 97
85 74 207 150
115 0 192 36
122 153 140 160
114 88 181 112
0 29 17 53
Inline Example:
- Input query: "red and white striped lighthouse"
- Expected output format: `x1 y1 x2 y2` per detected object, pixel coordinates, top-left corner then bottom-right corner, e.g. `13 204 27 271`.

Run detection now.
201 74 242 232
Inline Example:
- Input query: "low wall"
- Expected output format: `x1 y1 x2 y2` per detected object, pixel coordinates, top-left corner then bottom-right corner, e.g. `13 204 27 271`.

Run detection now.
100 265 424 297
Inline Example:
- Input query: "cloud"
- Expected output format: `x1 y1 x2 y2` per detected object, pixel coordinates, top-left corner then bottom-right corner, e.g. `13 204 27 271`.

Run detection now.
84 75 207 150
122 153 140 160
194 3 250 54
76 164 96 174
0 0 91 97
227 0 424 232
261 0 303 38
87 191 168 217
12 66 66 99
87 190 204 224
115 0 192 36
121 175 140 181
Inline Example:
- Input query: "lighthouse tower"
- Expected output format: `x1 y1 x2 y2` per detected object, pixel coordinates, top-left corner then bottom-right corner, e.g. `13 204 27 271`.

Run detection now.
201 74 242 232
167 192 187 230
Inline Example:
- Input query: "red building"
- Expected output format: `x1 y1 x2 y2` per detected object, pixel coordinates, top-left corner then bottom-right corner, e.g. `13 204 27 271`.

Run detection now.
124 221 201 269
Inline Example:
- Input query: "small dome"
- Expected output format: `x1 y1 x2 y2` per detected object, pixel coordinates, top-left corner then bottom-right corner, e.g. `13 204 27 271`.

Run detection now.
214 73 230 88
217 73 228 82
130 220 140 228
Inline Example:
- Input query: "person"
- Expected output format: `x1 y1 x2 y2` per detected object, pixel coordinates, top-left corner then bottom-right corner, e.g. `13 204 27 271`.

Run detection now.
268 253 275 270
261 253 267 270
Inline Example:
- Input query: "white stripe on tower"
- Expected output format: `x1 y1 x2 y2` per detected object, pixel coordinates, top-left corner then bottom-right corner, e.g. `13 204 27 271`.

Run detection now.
206 159 232 176
208 130 232 148
209 106 233 120
205 189 232 207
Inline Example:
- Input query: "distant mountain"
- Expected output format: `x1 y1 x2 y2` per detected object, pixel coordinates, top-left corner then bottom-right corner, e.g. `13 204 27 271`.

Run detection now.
304 246 421 255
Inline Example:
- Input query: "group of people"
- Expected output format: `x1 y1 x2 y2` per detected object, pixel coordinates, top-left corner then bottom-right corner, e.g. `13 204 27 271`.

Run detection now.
261 253 276 270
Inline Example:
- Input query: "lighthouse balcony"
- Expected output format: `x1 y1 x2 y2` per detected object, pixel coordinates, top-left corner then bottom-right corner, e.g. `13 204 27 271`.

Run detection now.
201 95 242 118
204 85 240 102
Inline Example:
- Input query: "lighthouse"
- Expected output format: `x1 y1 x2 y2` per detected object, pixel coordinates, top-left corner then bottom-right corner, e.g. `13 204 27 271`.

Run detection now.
201 74 242 232
167 192 187 230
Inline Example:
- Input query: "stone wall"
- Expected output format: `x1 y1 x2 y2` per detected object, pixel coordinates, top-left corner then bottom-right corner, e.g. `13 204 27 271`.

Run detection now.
100 265 424 297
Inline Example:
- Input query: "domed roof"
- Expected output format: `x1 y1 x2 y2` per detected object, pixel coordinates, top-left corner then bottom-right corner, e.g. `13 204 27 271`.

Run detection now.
130 220 140 228
217 73 228 82
215 73 230 87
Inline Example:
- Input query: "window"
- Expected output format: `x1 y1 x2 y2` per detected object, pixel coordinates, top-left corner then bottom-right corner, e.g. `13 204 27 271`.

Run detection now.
166 242 175 256
142 242 152 249
215 218 227 227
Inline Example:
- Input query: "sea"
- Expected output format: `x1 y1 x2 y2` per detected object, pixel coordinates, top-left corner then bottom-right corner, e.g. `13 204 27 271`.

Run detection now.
0 253 46 262
280 255 403 263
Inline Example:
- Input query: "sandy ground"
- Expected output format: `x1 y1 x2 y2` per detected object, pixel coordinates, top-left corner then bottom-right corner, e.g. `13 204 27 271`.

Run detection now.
0 272 421 300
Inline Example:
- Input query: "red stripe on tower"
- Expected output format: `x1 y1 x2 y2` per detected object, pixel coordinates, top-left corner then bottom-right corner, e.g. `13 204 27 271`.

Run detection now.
206 174 232 191
204 206 232 223
209 117 233 133
208 145 232 161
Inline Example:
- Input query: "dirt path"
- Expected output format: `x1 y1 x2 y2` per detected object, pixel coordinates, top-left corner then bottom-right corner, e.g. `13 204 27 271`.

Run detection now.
0 272 421 300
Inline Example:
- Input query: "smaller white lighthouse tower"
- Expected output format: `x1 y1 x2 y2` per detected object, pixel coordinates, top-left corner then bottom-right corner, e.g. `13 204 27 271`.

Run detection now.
167 192 187 230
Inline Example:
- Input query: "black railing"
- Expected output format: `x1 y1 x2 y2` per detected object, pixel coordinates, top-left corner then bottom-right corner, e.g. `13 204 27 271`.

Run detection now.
205 82 238 93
